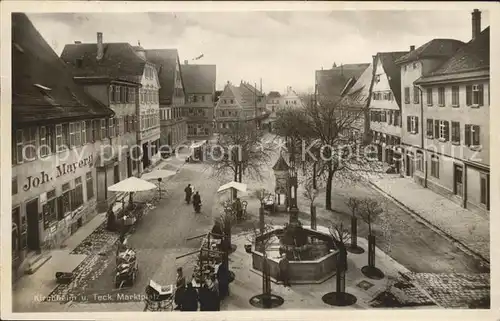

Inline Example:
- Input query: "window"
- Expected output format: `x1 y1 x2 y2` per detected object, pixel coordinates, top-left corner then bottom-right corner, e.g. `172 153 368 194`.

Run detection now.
230 99 234 104
438 87 445 106
394 110 400 127
12 177 17 195
426 88 433 106
108 118 114 138
413 86 420 104
416 150 424 172
430 155 439 178
404 87 410 104
407 116 418 134
91 120 98 141
69 123 75 147
86 172 94 200
39 126 54 157
81 121 87 145
466 84 484 107
433 120 449 141
42 189 57 229
58 182 71 220
55 125 63 152
465 125 480 147
426 119 434 138
116 117 121 136
381 111 386 122
75 122 82 146
116 86 121 103
451 121 460 144
72 177 84 210
451 86 459 106
480 173 489 208
101 119 107 139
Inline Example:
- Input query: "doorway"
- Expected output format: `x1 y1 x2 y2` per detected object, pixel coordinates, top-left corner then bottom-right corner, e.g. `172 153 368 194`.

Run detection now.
406 154 414 177
142 142 150 169
453 164 463 196
26 199 40 251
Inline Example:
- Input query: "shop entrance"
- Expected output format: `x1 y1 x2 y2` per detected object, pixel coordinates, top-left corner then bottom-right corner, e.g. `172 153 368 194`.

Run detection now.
26 198 40 251
142 142 151 169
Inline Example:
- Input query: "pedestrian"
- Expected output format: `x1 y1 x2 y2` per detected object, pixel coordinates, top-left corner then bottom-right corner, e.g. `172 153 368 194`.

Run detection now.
180 282 199 311
207 274 220 311
198 283 210 311
217 263 230 299
233 197 243 221
106 207 116 231
184 184 192 204
174 267 186 310
278 252 291 287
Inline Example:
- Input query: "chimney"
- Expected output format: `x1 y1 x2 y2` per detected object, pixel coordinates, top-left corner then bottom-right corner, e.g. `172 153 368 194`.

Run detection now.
184 60 188 65
340 63 343 76
472 9 481 40
96 32 103 61
74 41 81 44
410 45 415 51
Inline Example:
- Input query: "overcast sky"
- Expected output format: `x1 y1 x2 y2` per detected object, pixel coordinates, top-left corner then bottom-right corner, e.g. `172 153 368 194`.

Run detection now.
28 10 490 93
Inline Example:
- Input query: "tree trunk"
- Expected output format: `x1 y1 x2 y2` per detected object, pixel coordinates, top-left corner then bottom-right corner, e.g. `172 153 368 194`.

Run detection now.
238 163 242 183
234 167 238 182
325 168 334 210
350 216 357 248
259 206 265 234
310 205 317 230
312 162 317 189
368 235 376 268
336 245 347 294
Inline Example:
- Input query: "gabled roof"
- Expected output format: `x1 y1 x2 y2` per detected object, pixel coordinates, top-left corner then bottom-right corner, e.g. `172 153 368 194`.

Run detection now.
339 63 374 109
267 91 281 98
60 41 147 83
237 81 266 108
377 51 408 107
394 39 465 65
272 154 290 171
145 49 181 105
12 13 114 126
416 27 490 84
316 63 370 102
181 64 216 94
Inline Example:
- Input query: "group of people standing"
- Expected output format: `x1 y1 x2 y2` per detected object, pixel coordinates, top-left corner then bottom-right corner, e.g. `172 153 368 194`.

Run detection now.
174 267 225 311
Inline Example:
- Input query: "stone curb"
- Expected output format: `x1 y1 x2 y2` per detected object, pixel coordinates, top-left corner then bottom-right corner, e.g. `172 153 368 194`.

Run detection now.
368 180 490 267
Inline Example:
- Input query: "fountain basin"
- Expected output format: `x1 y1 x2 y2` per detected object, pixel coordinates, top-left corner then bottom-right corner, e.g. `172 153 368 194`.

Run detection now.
251 226 339 284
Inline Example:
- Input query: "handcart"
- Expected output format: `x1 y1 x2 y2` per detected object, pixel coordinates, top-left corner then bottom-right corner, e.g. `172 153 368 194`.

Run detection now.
115 247 139 288
144 280 175 311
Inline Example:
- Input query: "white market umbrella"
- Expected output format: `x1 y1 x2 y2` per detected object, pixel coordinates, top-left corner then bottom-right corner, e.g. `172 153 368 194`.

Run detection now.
217 181 248 202
141 170 177 199
108 177 157 204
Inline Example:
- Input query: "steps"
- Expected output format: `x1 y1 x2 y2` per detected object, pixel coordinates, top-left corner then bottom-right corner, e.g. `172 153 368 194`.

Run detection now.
24 253 52 275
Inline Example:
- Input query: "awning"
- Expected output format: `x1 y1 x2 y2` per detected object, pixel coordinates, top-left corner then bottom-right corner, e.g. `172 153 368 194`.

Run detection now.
190 141 206 149
217 181 247 193
108 177 157 193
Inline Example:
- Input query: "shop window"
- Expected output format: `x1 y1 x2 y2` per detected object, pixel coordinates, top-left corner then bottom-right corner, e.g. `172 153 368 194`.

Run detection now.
86 172 94 200
43 189 57 229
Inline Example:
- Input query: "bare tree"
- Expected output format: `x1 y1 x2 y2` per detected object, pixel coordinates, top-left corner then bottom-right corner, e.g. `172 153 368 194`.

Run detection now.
359 197 385 279
301 177 320 230
274 98 384 211
329 221 351 295
345 197 364 253
209 121 273 184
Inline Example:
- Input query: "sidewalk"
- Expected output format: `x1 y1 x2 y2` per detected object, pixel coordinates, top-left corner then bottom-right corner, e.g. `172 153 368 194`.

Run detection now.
12 154 186 313
369 175 490 263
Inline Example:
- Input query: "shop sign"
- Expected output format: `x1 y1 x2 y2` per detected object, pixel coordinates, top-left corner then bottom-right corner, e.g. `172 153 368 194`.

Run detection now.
23 155 93 192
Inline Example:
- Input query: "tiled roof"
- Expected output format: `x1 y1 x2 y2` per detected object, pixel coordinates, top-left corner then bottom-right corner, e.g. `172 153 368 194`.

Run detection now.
267 91 281 98
377 51 408 107
339 63 374 109
315 63 370 102
60 41 147 84
12 13 114 126
145 49 180 105
394 39 465 65
417 27 489 82
181 64 216 94
237 82 266 108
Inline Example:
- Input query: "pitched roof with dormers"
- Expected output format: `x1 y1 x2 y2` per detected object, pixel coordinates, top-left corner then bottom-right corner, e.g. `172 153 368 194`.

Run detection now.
181 64 216 94
394 39 465 65
12 13 114 127
415 27 490 84
144 49 182 105
315 63 370 102
61 40 148 84
339 63 374 109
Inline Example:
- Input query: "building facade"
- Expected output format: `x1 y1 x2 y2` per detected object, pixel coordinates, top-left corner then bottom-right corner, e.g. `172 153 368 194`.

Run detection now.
11 13 115 274
181 61 216 140
414 15 489 213
146 49 187 153
368 51 407 171
315 63 370 104
214 81 266 132
395 39 464 179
